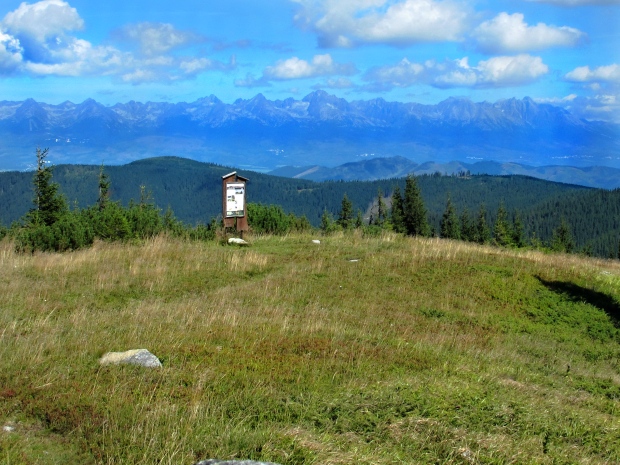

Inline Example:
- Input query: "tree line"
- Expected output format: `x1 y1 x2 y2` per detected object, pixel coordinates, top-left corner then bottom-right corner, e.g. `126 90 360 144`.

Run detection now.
327 175 618 258
0 150 618 259
1 148 219 252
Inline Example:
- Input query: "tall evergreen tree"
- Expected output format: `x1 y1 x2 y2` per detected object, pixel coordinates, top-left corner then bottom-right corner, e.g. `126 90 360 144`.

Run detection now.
440 194 460 240
403 174 429 237
390 186 405 233
551 218 574 253
493 201 513 247
320 208 335 234
337 193 354 230
374 188 387 227
512 211 526 248
475 204 491 244
97 164 111 211
355 210 363 229
460 208 474 242
28 147 67 227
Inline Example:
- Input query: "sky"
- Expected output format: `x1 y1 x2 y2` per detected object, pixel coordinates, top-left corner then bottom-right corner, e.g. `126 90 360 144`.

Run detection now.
0 0 619 121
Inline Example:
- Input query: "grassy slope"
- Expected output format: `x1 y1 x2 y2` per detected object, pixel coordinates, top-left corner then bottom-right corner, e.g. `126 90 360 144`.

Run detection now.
1 233 619 464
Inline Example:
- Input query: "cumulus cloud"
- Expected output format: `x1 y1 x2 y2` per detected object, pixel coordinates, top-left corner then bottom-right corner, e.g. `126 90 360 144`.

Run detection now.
561 64 620 122
264 54 355 79
565 64 620 83
559 64 620 122
236 54 356 87
0 31 23 74
536 93 620 122
292 0 470 47
0 1 233 82
363 54 549 90
2 0 83 42
473 12 585 53
475 55 549 86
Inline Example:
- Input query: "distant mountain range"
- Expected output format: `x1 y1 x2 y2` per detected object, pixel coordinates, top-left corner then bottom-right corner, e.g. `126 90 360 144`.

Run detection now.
1 91 618 176
269 156 620 189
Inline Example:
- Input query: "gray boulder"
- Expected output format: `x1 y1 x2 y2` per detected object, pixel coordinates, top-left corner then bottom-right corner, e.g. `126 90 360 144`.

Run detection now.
99 349 162 368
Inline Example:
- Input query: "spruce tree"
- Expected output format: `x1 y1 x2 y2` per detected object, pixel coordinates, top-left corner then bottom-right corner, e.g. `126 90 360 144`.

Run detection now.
355 210 363 229
97 164 111 211
551 218 574 253
29 147 67 227
475 204 491 244
440 194 460 240
460 208 474 242
390 186 405 233
320 209 334 234
337 193 354 230
493 201 513 247
403 174 429 236
512 211 526 248
375 189 387 228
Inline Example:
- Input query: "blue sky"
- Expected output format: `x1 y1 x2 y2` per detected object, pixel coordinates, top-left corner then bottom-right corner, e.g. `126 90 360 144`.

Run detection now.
0 0 618 121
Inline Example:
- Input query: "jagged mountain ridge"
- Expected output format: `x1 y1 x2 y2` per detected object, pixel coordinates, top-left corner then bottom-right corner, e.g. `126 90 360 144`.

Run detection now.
1 92 586 130
0 91 618 171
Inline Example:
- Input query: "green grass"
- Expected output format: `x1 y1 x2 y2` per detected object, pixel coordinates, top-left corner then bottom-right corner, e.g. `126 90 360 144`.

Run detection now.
1 233 619 464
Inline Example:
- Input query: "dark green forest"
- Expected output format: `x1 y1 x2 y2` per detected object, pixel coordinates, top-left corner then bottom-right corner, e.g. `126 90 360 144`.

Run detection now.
1 156 619 257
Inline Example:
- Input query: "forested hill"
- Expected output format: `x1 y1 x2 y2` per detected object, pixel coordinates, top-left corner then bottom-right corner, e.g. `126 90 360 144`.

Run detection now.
1 156 618 257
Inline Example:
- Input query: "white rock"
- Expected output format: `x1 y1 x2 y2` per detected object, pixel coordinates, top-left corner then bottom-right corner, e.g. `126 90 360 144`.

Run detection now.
99 349 162 368
228 238 249 245
312 240 321 244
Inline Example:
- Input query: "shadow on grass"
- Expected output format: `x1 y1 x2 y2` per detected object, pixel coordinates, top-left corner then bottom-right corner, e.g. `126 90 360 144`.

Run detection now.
537 277 620 328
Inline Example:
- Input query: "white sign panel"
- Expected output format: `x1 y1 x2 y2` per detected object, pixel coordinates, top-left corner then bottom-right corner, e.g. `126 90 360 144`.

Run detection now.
226 182 245 217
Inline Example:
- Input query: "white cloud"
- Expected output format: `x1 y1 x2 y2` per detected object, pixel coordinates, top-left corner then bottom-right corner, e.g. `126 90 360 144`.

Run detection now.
23 43 125 76
264 54 355 79
0 1 233 83
535 93 620 122
234 73 271 88
562 64 620 122
0 31 23 73
473 12 585 53
533 94 578 104
363 54 549 90
180 58 213 74
526 0 620 6
292 0 470 47
565 64 620 83
2 0 83 42
116 22 201 56
238 54 356 87
312 77 356 89
476 54 549 86
363 58 426 89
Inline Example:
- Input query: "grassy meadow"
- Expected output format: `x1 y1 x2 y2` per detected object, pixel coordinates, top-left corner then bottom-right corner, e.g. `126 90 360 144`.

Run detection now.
1 232 619 464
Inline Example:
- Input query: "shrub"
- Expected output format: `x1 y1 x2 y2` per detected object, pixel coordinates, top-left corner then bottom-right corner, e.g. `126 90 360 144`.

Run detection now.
247 203 292 235
16 211 93 253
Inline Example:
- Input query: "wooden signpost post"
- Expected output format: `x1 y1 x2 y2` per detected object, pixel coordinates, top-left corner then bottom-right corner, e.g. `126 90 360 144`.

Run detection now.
222 171 249 235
